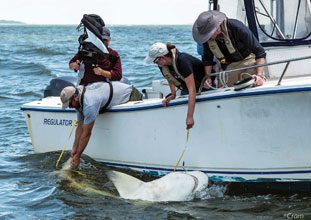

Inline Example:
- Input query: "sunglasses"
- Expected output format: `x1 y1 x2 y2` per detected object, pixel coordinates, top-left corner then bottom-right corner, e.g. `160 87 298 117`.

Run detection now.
153 56 163 64
69 89 80 108
68 97 74 108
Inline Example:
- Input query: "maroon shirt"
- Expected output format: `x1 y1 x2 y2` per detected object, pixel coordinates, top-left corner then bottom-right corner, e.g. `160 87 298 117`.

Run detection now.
70 47 122 85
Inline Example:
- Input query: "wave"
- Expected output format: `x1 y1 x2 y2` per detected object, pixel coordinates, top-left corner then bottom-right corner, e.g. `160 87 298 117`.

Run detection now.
0 95 13 100
4 61 57 77
20 45 67 56
0 88 44 101
14 91 42 97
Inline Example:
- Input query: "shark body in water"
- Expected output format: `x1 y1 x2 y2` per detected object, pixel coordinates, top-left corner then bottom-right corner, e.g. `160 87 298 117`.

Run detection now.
58 158 209 202
106 170 209 202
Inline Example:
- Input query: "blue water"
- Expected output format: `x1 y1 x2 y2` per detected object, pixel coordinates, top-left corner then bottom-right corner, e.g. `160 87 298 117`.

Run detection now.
0 25 310 219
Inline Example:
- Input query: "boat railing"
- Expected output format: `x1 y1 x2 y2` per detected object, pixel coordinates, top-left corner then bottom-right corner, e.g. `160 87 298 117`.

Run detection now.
198 55 311 94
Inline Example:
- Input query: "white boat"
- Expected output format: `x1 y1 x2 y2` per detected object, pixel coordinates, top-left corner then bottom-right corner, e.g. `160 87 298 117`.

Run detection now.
21 0 311 187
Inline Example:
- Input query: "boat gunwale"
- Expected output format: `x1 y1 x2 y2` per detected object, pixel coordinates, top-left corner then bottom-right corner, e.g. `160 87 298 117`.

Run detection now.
20 84 311 113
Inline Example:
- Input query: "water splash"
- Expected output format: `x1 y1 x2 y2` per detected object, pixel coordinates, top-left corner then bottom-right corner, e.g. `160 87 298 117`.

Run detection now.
195 184 228 200
52 158 116 198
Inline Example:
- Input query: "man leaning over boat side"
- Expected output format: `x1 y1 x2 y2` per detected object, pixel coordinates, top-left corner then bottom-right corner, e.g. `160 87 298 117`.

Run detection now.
60 82 142 168
69 24 122 85
144 42 208 130
192 10 267 87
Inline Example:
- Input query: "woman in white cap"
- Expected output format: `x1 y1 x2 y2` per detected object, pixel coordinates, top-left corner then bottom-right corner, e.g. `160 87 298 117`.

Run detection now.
192 10 266 87
145 42 206 129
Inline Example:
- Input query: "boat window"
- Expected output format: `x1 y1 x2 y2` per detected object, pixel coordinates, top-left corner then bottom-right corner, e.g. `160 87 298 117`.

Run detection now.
217 0 247 24
254 0 311 42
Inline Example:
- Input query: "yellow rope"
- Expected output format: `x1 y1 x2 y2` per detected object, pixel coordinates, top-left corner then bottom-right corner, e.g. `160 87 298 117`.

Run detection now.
71 169 86 176
173 129 190 172
55 119 77 169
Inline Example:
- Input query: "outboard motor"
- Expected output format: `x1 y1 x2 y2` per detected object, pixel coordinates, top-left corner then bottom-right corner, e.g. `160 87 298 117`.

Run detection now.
43 76 131 98
44 76 79 97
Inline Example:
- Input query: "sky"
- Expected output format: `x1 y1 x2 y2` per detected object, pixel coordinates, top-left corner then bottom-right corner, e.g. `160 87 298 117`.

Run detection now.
0 0 209 25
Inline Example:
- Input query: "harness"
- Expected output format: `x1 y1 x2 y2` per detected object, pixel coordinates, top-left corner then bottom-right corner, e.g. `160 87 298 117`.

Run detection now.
208 19 243 66
161 48 186 90
188 174 199 192
99 81 113 114
79 81 114 115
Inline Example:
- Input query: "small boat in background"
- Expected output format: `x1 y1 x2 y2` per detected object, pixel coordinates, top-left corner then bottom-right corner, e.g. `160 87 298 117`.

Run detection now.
21 0 311 192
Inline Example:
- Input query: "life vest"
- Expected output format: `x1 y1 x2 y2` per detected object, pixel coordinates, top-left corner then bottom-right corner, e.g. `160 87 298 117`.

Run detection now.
161 48 186 90
207 19 243 65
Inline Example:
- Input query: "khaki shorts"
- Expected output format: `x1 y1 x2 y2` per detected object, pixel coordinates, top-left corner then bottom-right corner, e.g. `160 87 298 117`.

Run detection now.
218 54 257 87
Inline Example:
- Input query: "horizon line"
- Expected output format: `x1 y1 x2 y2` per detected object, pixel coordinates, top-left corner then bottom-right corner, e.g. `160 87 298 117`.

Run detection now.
1 23 193 26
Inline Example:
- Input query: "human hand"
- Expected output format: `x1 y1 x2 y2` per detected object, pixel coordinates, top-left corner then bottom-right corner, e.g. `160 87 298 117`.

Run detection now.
162 98 169 107
186 115 194 130
162 94 176 107
69 60 80 71
203 77 213 89
253 75 265 87
71 154 80 169
93 67 103 76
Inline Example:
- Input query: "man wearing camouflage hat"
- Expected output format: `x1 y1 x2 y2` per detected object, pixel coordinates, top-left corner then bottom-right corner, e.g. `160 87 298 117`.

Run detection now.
192 10 267 87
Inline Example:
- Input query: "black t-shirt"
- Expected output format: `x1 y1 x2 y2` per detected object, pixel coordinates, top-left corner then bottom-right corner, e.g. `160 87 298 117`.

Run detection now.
175 52 205 91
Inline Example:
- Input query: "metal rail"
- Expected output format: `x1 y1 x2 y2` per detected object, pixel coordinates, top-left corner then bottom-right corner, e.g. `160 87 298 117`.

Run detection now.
198 55 311 94
293 0 302 39
258 0 286 39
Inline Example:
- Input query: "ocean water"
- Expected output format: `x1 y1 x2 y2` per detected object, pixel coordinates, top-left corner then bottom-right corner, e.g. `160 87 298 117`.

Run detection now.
0 25 310 219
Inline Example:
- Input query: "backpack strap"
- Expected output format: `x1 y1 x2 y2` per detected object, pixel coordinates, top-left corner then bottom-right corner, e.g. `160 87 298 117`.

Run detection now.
99 81 113 114
79 85 86 111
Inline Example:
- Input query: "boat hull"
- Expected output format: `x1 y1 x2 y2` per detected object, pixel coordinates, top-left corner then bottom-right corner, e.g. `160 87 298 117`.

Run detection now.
21 82 311 183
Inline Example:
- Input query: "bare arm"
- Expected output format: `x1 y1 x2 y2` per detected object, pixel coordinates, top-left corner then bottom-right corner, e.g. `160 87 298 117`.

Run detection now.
162 81 176 107
255 58 265 75
71 120 83 157
204 65 213 78
254 58 266 86
71 122 95 167
184 73 196 129
93 67 112 79
204 65 213 88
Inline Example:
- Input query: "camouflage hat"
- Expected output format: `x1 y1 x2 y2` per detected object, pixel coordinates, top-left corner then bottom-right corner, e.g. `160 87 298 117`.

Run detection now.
192 10 226 44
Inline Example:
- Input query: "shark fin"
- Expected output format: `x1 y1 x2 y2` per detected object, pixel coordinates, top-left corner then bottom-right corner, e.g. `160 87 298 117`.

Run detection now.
106 170 144 198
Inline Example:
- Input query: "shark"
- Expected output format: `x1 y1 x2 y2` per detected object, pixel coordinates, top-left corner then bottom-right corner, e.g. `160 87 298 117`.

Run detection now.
106 170 208 202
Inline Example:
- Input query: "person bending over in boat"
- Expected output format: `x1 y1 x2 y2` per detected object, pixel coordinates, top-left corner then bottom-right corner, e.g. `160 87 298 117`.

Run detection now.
69 26 122 85
192 10 266 87
145 42 207 130
60 82 142 168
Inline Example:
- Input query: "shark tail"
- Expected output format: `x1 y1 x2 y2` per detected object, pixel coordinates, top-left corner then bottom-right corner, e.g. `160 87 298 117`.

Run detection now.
105 170 144 198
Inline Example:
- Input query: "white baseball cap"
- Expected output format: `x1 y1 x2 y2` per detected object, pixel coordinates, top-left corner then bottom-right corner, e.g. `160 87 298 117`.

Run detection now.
144 42 169 64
